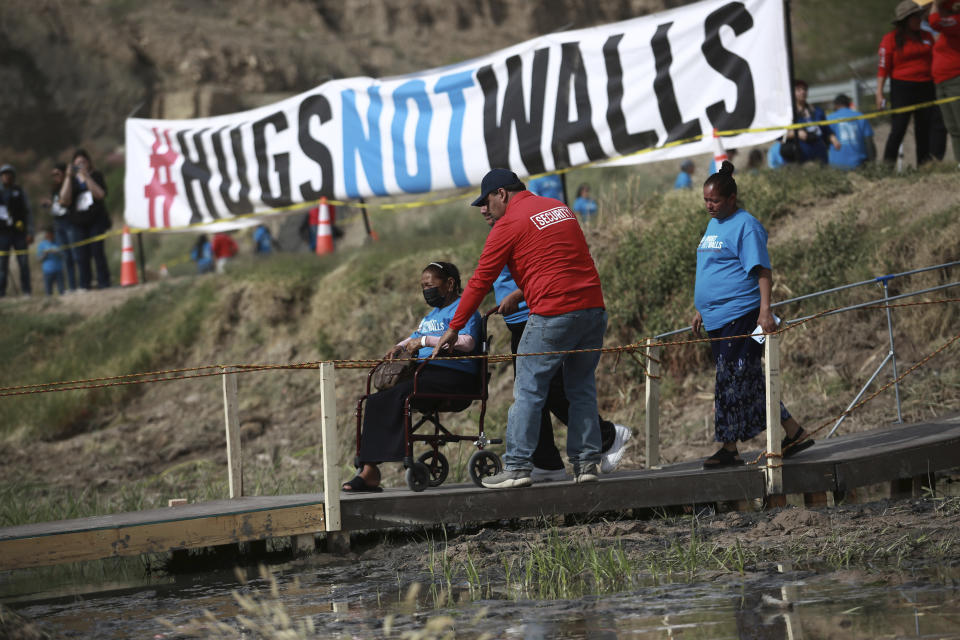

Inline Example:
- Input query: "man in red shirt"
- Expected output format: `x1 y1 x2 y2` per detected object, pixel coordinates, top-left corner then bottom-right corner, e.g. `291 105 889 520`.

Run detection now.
434 169 607 488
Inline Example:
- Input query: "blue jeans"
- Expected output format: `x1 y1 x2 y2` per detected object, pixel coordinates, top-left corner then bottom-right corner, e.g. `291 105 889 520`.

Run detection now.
53 217 78 291
89 216 112 288
0 231 31 296
504 308 607 470
66 218 111 289
43 270 65 295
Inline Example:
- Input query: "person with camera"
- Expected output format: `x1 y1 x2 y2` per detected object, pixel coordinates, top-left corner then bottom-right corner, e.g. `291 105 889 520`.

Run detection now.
344 261 482 492
59 149 111 290
0 164 33 296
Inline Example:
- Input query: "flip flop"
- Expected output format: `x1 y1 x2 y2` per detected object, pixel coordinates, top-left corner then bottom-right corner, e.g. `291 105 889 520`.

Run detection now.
703 447 745 469
342 475 383 493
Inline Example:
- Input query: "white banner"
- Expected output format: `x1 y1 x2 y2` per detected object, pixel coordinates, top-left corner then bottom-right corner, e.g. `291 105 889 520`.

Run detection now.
124 0 790 229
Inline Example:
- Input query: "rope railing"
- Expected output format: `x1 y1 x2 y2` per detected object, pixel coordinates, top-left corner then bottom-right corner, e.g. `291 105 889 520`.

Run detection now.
0 296 955 398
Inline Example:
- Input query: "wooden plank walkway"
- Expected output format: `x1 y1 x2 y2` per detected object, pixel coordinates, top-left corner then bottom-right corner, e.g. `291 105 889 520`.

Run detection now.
1 419 958 571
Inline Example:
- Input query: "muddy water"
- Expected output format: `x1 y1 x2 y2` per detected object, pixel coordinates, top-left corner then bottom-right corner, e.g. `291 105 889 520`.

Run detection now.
4 557 960 639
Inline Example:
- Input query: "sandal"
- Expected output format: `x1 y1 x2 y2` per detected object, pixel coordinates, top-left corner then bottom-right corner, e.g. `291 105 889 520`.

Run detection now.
342 475 383 493
703 447 745 469
781 428 815 458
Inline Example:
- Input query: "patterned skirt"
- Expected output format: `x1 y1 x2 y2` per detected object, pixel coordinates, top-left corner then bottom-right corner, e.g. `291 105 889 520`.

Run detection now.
707 308 791 443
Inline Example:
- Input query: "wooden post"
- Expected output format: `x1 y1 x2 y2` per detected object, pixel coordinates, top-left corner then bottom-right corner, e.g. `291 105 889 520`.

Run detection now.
764 334 783 496
320 362 341 532
222 367 243 498
644 339 661 469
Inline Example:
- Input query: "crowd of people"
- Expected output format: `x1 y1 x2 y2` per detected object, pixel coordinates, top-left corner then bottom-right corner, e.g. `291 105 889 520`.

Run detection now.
674 0 959 188
0 150 113 298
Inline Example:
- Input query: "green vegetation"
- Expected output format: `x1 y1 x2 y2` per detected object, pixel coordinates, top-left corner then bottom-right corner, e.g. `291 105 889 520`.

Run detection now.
0 280 216 440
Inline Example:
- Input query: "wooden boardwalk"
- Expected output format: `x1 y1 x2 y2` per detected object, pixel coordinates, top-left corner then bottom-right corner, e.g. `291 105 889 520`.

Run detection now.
2 418 958 571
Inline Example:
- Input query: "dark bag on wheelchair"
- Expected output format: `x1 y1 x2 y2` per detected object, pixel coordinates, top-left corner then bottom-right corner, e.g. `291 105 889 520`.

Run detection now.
372 354 417 391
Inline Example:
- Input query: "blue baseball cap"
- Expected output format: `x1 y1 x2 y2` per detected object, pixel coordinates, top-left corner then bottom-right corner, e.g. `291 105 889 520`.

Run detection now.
471 168 521 207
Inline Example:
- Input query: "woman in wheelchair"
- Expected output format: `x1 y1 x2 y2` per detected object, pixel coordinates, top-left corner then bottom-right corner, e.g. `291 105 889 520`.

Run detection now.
344 261 482 492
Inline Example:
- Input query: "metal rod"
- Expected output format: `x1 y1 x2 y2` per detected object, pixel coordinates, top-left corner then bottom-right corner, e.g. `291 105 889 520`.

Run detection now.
655 263 959 339
782 281 960 327
827 352 894 437
136 232 147 284
881 280 903 423
358 197 373 238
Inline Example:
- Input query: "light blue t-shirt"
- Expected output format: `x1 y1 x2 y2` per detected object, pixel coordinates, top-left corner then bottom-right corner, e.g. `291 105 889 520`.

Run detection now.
828 107 873 170
493 266 529 325
694 209 771 331
409 297 482 375
573 196 597 221
528 174 564 201
36 239 63 275
674 171 693 189
767 142 785 169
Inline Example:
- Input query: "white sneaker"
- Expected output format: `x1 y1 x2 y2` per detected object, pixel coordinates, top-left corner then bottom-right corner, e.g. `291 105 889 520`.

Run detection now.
530 467 570 483
600 424 632 473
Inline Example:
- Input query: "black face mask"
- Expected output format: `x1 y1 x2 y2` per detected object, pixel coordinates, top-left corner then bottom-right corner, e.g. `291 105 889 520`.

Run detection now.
423 286 446 308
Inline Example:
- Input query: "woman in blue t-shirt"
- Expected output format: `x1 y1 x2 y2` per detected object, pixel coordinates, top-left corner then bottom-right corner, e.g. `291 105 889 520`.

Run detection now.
344 261 482 491
691 161 813 468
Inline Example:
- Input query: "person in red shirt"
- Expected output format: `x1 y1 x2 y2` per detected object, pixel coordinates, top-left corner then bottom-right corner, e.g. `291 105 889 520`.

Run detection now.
211 231 238 273
434 169 607 488
930 0 960 165
876 1 946 165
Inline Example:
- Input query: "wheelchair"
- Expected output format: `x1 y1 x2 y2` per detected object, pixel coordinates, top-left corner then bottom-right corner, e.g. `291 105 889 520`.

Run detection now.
354 310 503 492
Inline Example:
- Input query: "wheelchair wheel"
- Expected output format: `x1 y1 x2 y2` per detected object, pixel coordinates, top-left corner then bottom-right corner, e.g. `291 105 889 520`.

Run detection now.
468 450 502 487
416 451 449 487
405 462 431 492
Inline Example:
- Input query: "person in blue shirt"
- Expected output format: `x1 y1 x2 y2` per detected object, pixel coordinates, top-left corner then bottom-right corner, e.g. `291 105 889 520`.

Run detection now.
691 161 813 468
827 94 876 170
572 183 598 223
527 173 565 202
345 261 482 492
190 234 213 274
36 227 64 296
673 160 695 189
780 79 839 164
767 142 786 169
479 204 631 481
252 224 273 254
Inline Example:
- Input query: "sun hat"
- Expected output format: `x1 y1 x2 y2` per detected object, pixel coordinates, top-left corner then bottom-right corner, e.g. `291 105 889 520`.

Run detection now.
893 0 926 22
471 168 522 207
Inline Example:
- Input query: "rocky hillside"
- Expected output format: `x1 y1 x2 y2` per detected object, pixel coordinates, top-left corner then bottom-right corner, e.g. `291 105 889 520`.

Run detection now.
2 0 893 165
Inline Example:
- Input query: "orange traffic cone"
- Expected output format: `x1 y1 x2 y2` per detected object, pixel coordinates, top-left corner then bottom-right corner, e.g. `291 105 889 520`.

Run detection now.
712 129 729 168
315 197 334 255
120 226 139 286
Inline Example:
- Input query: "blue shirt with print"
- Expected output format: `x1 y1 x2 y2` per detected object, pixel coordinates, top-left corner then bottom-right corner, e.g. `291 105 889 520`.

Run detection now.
36 239 63 275
694 209 771 331
828 107 873 169
409 297 482 375
528 175 564 201
493 266 529 325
